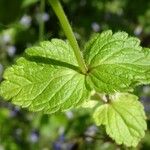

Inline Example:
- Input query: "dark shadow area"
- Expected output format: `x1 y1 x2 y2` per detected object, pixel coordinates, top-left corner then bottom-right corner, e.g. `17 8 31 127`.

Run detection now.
25 54 81 74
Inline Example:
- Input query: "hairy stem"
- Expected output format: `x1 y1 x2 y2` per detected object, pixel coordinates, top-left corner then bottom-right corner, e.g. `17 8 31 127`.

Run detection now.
39 0 45 41
49 0 87 74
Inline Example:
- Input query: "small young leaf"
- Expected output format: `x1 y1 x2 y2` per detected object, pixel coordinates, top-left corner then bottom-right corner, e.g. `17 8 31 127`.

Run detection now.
93 93 147 147
81 100 99 108
85 30 150 93
0 39 89 113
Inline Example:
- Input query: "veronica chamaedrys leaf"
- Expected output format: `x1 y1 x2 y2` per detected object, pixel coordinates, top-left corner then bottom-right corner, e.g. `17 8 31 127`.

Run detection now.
0 39 89 114
93 93 147 147
84 30 150 93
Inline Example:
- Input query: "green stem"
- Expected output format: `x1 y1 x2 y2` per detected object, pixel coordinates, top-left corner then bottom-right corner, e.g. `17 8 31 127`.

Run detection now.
49 0 87 74
39 0 45 41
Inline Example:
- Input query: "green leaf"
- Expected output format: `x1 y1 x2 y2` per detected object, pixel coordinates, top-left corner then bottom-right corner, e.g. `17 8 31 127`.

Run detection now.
0 39 89 114
93 93 147 147
85 30 150 93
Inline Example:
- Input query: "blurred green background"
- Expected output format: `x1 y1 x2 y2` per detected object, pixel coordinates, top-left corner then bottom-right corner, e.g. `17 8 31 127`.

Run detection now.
0 0 150 149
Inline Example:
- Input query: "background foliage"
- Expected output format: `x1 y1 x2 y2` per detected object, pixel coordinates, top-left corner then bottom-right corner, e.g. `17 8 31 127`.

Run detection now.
0 0 150 149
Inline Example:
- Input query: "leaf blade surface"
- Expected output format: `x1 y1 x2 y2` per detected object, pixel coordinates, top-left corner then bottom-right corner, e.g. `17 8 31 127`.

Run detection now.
85 31 150 93
93 93 147 147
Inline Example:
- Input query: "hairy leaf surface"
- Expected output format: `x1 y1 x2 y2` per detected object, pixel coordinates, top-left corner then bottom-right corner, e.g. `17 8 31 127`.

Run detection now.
93 93 147 147
0 39 89 113
85 31 150 93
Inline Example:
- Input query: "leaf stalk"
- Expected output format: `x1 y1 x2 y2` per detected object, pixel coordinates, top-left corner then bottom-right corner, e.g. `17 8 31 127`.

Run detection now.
49 0 87 74
39 0 45 41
